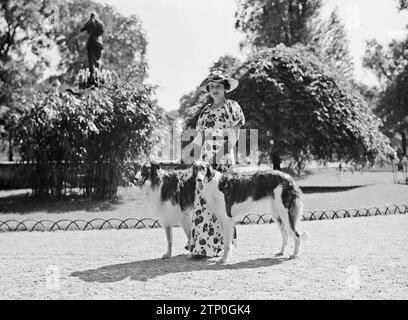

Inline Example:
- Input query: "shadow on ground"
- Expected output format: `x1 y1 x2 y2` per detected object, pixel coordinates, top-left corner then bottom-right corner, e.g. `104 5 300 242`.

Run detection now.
0 192 121 214
70 254 286 283
300 185 366 194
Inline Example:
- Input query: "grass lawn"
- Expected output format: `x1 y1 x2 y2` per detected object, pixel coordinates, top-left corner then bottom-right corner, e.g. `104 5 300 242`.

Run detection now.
0 215 407 299
0 168 407 222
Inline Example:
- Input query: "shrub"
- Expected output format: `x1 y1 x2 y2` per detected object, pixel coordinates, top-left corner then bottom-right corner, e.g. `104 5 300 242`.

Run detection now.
11 69 163 199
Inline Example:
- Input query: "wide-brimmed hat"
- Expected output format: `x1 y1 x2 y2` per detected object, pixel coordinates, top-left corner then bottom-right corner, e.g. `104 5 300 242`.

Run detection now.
199 70 239 93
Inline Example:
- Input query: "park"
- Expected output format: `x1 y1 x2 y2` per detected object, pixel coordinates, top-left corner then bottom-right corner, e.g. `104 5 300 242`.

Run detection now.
0 0 408 300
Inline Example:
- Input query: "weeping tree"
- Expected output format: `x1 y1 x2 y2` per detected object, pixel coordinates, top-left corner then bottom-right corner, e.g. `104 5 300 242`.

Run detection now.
11 68 163 199
229 45 394 170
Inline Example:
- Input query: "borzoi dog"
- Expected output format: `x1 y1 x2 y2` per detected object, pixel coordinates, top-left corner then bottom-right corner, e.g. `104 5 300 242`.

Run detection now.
195 161 309 264
134 162 196 259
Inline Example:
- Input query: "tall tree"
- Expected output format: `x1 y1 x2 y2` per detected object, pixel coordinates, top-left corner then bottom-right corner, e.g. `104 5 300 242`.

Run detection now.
377 64 408 157
363 1 408 156
0 0 56 160
235 1 354 81
309 8 354 80
189 45 392 170
235 0 322 49
363 38 408 88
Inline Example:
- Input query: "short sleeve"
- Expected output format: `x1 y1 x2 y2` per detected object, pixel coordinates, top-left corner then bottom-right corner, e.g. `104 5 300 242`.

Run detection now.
195 105 207 131
228 100 245 127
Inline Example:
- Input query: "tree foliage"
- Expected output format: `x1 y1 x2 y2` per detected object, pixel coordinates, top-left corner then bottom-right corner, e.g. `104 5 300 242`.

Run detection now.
11 68 163 199
398 0 408 10
363 38 408 87
235 1 354 81
309 8 354 80
0 0 54 107
235 0 322 49
226 45 392 169
377 64 408 131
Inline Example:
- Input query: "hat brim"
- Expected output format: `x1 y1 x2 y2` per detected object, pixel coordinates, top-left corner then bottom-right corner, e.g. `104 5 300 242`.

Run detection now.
199 77 239 93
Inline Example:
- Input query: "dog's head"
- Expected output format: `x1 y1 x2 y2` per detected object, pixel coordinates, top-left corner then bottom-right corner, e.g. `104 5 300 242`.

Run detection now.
193 161 222 201
134 162 161 189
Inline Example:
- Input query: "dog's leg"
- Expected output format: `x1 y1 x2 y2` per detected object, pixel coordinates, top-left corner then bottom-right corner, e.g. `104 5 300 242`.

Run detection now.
163 225 173 259
217 218 235 264
180 211 192 253
275 218 288 257
287 198 303 260
271 196 288 256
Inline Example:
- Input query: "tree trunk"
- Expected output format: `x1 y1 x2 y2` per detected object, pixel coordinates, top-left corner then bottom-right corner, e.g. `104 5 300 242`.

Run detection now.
8 134 13 161
272 153 281 170
401 130 407 156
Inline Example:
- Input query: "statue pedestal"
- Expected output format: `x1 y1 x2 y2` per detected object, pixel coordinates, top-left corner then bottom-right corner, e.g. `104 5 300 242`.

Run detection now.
74 68 117 89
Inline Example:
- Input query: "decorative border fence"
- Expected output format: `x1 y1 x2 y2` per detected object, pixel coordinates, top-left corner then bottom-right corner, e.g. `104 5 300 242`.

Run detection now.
0 204 407 233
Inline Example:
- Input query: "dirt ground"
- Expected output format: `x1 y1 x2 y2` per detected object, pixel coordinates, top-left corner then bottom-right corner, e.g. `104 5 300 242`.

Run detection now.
0 215 407 300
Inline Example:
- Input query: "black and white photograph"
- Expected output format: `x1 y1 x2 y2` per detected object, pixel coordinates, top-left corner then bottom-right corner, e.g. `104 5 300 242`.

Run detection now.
0 0 407 303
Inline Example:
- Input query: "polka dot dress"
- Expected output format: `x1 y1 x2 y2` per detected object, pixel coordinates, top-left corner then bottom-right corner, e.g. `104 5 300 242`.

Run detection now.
188 99 245 257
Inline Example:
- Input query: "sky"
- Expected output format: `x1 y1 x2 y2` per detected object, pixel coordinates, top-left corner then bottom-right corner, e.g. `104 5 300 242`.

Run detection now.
95 0 408 112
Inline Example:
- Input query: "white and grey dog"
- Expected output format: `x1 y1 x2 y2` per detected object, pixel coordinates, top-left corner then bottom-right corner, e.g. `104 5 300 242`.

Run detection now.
134 162 196 259
195 161 309 264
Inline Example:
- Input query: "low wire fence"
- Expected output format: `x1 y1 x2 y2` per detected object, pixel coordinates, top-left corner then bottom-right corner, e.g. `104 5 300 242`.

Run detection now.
0 204 407 233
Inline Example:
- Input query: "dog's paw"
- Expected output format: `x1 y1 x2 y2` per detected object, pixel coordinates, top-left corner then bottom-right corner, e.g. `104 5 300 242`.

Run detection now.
162 252 171 259
288 255 297 260
216 257 228 265
274 251 284 257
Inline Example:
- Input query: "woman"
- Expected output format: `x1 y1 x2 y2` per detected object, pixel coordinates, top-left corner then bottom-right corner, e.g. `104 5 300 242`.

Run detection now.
184 70 245 258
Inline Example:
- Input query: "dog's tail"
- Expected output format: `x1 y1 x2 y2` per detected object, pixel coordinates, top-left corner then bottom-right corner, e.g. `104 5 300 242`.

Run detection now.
288 191 310 244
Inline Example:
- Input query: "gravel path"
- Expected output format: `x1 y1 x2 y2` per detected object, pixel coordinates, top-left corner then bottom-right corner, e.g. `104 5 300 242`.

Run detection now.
0 215 407 299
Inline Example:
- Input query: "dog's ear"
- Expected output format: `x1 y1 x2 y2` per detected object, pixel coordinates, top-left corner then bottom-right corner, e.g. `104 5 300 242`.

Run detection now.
150 162 160 172
192 161 198 177
205 165 215 182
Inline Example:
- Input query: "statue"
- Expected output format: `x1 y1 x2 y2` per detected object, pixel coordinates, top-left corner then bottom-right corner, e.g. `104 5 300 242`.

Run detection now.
80 12 104 85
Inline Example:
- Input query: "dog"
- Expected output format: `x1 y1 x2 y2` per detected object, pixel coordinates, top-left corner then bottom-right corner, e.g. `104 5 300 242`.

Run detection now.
195 161 309 264
134 162 196 259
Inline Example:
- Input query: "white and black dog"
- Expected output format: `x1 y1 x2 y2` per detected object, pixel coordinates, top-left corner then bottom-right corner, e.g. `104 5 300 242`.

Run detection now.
134 162 196 259
196 161 309 264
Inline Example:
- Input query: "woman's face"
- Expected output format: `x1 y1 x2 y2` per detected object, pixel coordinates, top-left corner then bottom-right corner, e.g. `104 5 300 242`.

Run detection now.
208 82 226 99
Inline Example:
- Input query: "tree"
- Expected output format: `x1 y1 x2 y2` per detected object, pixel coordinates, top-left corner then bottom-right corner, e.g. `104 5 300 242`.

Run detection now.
235 0 322 49
0 0 56 160
309 8 354 80
363 38 408 88
398 0 408 10
227 45 392 170
235 1 354 81
363 1 408 156
377 64 408 157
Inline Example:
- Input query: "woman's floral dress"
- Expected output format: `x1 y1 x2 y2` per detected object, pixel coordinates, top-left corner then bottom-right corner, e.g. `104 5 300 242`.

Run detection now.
189 99 245 257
